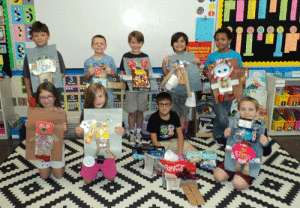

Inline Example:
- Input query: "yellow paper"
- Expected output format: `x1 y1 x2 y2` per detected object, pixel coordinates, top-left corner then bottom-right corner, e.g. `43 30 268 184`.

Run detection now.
266 34 274 44
247 0 256 20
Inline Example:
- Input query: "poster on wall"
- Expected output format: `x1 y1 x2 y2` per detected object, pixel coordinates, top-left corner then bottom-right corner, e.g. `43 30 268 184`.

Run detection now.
218 0 300 67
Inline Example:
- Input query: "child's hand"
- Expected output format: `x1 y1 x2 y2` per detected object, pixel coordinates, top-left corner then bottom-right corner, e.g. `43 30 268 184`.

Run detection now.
105 66 113 75
114 126 125 136
75 126 84 138
224 127 232 137
163 56 171 65
259 134 269 146
25 119 28 128
192 58 201 65
203 67 213 80
88 67 96 76
63 123 68 132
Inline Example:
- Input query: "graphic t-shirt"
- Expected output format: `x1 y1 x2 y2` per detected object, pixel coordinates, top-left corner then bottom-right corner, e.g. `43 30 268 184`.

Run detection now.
147 111 181 142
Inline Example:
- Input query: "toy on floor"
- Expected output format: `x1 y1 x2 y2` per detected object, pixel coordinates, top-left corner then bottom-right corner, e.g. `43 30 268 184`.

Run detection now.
132 143 165 160
186 150 217 169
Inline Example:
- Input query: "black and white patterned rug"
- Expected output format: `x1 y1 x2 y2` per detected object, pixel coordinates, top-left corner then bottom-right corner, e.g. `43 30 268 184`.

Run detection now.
0 137 299 208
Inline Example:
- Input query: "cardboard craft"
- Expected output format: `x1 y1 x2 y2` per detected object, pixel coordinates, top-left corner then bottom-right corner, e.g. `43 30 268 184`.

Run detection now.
167 52 202 93
123 57 158 92
84 109 122 159
27 44 62 93
25 107 66 161
181 181 205 206
207 58 244 104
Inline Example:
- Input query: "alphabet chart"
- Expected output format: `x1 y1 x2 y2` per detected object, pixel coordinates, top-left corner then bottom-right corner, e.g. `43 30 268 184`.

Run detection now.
218 0 300 67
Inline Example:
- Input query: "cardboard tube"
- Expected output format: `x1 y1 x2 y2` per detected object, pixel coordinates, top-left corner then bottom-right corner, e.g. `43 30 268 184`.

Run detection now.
159 67 176 88
184 71 192 97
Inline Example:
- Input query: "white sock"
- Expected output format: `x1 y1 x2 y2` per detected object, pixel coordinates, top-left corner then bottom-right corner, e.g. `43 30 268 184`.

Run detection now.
130 130 135 135
137 128 142 134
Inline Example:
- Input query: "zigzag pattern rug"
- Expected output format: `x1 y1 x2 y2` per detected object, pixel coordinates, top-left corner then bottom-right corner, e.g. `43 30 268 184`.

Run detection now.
0 137 299 208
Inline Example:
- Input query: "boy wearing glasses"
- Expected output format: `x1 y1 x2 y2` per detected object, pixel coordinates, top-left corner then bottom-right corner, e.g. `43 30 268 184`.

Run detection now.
147 92 197 155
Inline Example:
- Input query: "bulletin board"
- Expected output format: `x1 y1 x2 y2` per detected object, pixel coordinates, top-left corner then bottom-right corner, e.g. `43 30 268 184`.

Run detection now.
218 0 300 67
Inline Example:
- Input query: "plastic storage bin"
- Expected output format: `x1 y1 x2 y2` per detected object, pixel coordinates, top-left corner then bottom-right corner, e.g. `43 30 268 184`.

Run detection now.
275 91 290 106
272 109 285 131
10 117 26 139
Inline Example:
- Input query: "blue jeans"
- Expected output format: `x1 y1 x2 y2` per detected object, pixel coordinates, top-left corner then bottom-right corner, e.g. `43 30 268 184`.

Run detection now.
212 96 232 139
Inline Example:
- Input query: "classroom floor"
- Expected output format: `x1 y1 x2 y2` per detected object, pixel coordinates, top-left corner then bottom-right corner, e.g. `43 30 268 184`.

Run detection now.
0 134 299 166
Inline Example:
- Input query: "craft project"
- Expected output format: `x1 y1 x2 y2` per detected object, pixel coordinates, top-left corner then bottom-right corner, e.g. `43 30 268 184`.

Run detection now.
83 109 122 159
122 57 160 92
26 44 62 93
25 107 66 161
208 58 244 104
91 61 108 88
181 181 205 206
224 118 264 178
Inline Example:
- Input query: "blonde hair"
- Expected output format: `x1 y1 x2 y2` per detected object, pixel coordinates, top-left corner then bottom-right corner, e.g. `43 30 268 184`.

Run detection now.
84 83 108 109
238 97 260 111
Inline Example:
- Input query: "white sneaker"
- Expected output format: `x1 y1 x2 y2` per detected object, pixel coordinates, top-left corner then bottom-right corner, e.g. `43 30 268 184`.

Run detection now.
129 134 136 146
135 133 142 144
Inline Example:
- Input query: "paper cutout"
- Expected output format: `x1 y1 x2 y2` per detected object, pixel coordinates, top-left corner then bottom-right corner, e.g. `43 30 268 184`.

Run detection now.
26 107 66 161
290 0 298 21
223 0 235 22
208 59 244 104
284 27 300 53
23 5 35 24
15 42 26 60
243 27 254 56
235 27 243 53
258 0 267 19
36 121 54 135
247 0 256 20
11 5 24 24
279 0 288 21
0 25 6 43
27 44 62 93
84 109 122 159
236 0 245 22
265 26 275 44
195 18 214 42
257 26 264 41
269 0 277 13
274 27 284 57
197 7 204 15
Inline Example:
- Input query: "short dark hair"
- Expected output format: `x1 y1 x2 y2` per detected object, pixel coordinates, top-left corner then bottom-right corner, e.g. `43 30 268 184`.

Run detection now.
30 21 50 36
36 82 61 108
238 97 260 111
171 32 188 52
156 92 172 104
128 31 144 43
214 27 233 40
91 35 107 45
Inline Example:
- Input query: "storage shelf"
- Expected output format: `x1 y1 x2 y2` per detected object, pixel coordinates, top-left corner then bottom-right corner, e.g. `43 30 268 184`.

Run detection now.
267 74 300 136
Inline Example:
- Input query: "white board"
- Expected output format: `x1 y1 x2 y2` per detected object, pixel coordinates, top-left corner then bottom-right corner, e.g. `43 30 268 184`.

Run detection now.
34 0 200 68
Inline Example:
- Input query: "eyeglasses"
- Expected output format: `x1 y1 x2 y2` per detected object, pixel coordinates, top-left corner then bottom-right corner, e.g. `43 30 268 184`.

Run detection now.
39 96 55 101
158 103 171 107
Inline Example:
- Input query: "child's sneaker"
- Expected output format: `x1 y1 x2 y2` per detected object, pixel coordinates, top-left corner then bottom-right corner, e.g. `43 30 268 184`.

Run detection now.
135 133 142 144
129 134 136 146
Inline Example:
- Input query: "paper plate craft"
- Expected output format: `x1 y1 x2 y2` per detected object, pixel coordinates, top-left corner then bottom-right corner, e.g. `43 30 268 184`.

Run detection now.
208 58 244 104
122 57 160 92
224 118 264 178
83 109 122 159
25 107 66 161
27 44 62 93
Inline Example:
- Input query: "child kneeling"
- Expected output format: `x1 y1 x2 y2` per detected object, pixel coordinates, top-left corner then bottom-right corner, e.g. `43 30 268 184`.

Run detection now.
213 97 272 190
147 92 197 155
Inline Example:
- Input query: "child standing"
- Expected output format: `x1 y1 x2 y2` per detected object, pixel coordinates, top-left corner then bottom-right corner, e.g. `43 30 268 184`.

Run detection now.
75 83 125 184
147 92 197 155
84 35 119 108
23 21 66 106
213 97 271 190
203 28 244 144
162 32 201 131
119 31 149 145
25 82 68 179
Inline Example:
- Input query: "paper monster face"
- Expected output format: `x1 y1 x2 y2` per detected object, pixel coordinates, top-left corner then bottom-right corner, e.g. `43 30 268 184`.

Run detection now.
211 60 233 80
